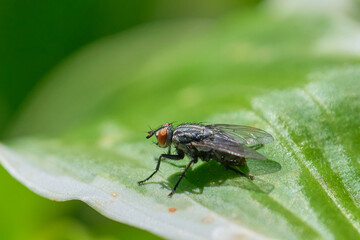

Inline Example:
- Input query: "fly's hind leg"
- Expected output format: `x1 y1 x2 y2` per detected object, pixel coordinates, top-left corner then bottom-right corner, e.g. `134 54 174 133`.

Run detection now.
214 152 253 179
223 161 254 180
250 143 264 150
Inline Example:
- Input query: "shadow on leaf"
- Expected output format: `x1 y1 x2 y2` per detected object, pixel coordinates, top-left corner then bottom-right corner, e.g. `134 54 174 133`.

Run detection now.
162 159 281 195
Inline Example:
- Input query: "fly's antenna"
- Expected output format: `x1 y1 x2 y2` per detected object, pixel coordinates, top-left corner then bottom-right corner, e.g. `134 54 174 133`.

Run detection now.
146 130 156 139
146 125 156 139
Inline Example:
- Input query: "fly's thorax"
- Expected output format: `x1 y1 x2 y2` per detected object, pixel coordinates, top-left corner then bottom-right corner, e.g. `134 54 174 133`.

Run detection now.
172 124 213 144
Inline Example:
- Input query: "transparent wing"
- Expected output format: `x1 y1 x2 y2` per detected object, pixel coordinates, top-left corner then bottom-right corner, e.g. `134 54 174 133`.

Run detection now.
206 124 274 147
191 135 267 160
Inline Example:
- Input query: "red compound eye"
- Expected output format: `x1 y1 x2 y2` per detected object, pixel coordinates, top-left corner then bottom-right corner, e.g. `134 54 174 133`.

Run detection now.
157 128 168 147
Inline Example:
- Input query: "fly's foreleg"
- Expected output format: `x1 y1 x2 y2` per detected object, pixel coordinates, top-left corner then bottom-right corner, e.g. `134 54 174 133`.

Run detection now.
138 150 184 185
167 146 172 154
168 157 197 197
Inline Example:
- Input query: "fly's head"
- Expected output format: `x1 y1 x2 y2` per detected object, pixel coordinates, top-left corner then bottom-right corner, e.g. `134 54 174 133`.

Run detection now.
146 123 173 148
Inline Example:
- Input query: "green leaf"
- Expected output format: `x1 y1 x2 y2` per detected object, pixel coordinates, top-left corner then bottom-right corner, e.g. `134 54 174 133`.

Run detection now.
1 9 360 240
2 66 360 239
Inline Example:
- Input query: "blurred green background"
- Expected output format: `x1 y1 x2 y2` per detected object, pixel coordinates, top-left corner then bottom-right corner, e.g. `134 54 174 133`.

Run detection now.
0 1 262 239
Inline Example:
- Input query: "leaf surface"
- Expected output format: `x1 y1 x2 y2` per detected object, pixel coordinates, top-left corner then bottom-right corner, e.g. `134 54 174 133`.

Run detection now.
1 10 360 240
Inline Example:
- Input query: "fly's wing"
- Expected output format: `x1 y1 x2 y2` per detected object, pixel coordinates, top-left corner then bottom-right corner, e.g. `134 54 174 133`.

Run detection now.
191 136 267 160
206 124 274 147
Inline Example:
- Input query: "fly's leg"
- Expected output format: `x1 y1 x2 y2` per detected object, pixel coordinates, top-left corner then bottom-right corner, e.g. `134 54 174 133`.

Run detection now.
167 146 172 154
168 157 197 197
223 164 254 180
138 151 184 185
250 144 264 150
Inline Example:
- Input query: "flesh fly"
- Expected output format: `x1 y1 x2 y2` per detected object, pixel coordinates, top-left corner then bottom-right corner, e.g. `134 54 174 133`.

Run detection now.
138 123 274 197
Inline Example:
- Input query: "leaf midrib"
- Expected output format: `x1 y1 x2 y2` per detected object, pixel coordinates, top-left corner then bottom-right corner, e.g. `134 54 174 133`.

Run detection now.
253 101 360 238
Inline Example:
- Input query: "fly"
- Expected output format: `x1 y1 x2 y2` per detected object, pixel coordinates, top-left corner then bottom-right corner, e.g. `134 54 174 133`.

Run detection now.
138 122 274 197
